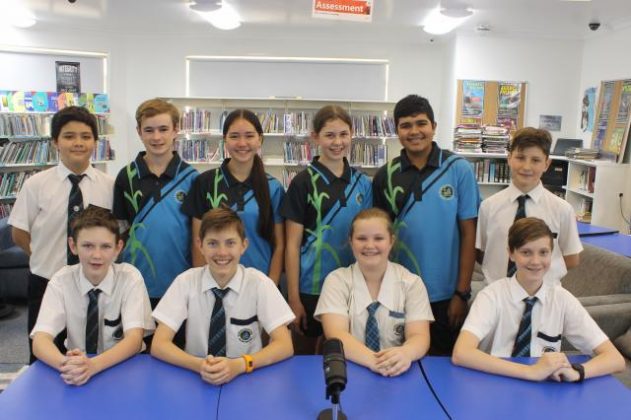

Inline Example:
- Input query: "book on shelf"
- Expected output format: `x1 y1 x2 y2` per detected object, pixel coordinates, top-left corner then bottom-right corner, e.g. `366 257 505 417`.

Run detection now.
469 158 511 183
0 170 40 198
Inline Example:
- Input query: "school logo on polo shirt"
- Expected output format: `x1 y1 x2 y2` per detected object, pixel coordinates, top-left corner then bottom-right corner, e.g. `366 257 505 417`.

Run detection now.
439 185 454 200
238 328 254 343
356 192 364 205
393 323 404 337
175 190 187 203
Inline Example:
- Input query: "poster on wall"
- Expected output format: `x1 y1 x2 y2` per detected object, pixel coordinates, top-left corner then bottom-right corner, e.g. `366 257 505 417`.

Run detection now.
312 0 373 22
462 80 485 117
55 61 81 93
497 82 521 129
616 81 631 124
539 115 562 132
581 87 596 132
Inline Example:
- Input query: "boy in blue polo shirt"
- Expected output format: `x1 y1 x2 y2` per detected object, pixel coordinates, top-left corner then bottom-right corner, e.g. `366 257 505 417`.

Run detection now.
113 99 198 307
373 94 480 355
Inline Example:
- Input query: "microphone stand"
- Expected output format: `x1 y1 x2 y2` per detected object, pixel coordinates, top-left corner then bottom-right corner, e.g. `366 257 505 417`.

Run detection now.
317 388 347 420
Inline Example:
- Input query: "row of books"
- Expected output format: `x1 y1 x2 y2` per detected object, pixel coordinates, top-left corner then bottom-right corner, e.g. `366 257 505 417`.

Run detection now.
0 91 110 114
0 113 109 137
470 159 511 184
281 168 301 189
0 203 12 218
0 170 40 198
351 115 396 137
177 108 395 137
0 138 114 166
283 141 318 164
349 143 387 167
175 139 224 162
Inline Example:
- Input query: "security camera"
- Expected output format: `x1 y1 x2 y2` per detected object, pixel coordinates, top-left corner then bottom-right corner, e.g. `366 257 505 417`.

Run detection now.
588 21 601 31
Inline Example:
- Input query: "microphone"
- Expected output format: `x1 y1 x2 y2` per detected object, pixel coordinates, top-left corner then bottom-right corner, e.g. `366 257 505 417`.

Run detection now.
322 338 347 404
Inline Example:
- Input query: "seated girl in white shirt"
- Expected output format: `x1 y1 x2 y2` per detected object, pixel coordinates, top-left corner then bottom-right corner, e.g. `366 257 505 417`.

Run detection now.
315 208 433 376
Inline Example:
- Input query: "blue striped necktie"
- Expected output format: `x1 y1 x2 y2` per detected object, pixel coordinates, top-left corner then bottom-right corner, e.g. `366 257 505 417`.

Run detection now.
68 174 85 265
365 301 381 352
507 194 529 276
512 296 537 357
85 288 101 354
208 288 229 357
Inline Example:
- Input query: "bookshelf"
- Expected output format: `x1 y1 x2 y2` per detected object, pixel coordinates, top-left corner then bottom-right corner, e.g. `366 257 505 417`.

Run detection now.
563 159 628 229
0 91 116 217
459 151 629 230
164 97 399 187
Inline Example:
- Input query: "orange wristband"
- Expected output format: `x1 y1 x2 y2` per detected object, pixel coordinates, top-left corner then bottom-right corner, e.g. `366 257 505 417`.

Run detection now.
242 354 254 373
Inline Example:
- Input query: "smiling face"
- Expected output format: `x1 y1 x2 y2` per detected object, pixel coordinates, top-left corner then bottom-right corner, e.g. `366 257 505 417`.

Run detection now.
69 227 123 286
197 226 248 287
507 146 551 193
350 217 394 272
54 121 96 173
223 118 262 166
396 113 436 160
137 113 177 159
312 118 352 166
509 236 552 287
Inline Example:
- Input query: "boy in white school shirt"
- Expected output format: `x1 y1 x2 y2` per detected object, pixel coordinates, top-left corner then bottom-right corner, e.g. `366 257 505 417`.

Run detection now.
151 208 294 385
31 207 154 386
9 106 114 362
453 217 624 382
476 127 582 285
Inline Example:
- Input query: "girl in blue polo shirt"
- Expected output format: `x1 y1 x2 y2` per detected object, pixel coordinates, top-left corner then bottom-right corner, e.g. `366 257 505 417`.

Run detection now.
282 105 372 353
182 109 285 284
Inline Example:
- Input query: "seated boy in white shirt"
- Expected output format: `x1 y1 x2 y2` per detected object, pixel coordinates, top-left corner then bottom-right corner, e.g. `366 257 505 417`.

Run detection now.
31 206 154 386
453 217 625 382
151 208 294 385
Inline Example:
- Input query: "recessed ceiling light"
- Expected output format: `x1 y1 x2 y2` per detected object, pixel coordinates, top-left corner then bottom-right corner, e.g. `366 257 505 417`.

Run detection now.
189 1 222 13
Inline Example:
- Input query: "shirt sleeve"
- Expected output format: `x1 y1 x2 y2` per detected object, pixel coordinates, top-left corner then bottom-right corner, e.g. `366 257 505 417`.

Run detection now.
270 178 285 224
181 170 213 219
461 289 499 344
120 267 155 333
314 269 351 320
476 199 489 250
8 175 37 232
562 291 608 354
30 277 66 338
256 274 295 334
112 168 130 221
456 159 480 220
557 202 583 256
152 274 189 333
403 273 434 322
280 171 308 224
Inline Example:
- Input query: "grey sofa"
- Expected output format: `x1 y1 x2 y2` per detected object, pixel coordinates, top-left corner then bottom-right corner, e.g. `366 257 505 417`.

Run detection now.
0 216 29 300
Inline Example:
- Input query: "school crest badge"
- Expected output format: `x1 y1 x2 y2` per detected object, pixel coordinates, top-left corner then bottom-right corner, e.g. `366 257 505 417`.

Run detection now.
238 328 254 343
439 185 454 200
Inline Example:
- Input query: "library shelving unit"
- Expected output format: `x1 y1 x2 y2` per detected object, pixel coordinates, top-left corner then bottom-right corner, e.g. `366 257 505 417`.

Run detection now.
0 111 115 218
163 97 399 188
563 159 629 230
457 151 630 231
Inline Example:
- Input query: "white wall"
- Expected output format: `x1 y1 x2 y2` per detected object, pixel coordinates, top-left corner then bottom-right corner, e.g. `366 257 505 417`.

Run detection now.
444 34 584 150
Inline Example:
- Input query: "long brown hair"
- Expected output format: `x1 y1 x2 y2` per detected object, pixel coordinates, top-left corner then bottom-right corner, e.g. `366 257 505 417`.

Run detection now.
223 109 275 248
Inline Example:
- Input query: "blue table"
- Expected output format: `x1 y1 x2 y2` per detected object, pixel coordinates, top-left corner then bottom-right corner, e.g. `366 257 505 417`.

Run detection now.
218 356 448 420
0 355 221 420
421 356 631 420
582 233 631 257
577 221 618 237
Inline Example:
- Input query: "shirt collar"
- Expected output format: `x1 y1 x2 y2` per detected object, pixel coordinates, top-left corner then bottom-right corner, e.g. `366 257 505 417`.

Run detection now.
201 264 244 295
507 181 544 204
220 159 254 188
350 262 398 314
78 265 115 296
399 142 441 171
507 275 549 305
56 161 97 181
310 156 352 184
134 151 180 179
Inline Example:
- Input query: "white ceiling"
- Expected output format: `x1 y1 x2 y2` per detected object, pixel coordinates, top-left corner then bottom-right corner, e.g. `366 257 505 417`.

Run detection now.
17 0 631 43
